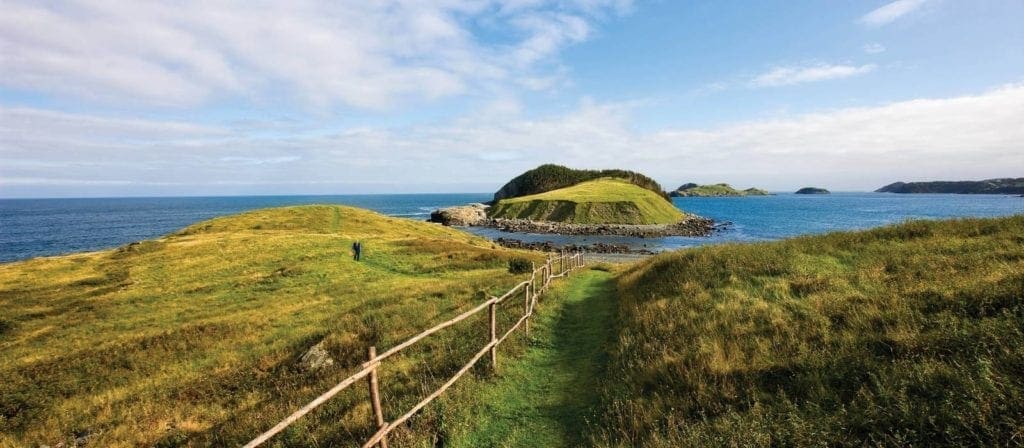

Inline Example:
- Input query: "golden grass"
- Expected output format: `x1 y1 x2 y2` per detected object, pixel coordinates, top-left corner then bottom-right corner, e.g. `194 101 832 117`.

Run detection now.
0 205 544 447
593 215 1024 446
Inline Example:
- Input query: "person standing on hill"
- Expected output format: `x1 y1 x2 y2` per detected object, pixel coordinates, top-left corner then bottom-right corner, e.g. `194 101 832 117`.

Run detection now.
352 241 362 261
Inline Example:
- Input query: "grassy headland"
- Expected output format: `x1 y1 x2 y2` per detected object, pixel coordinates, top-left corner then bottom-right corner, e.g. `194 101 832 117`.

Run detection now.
593 215 1024 446
488 178 687 225
877 177 1024 194
670 183 771 197
0 205 543 447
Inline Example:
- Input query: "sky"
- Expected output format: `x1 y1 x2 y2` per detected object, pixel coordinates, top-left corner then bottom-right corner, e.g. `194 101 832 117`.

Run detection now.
1 0 1023 198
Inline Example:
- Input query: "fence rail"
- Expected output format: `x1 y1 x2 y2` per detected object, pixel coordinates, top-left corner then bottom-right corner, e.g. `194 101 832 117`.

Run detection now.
244 250 587 448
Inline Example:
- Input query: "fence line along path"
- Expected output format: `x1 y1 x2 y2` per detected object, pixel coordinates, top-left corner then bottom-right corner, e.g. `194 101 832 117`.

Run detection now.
244 251 587 448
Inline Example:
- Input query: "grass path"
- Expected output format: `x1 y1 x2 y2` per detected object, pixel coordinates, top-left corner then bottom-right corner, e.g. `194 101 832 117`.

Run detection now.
445 269 617 447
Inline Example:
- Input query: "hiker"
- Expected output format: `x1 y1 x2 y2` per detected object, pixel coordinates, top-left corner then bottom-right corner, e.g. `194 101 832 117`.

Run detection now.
352 241 362 261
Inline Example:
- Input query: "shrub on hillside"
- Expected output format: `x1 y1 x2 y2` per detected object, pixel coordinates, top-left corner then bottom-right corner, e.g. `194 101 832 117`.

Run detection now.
507 257 532 274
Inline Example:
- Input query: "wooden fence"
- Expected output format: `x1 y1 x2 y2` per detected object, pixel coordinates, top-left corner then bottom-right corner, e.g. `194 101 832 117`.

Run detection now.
244 250 587 448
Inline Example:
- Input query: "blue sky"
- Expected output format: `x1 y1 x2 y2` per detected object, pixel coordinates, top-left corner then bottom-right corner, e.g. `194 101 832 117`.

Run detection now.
1 0 1022 197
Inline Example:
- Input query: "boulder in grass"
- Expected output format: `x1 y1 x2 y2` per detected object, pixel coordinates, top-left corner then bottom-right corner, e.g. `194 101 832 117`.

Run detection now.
298 340 334 371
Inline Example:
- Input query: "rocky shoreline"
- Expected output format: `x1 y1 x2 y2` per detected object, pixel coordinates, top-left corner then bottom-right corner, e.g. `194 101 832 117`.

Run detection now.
495 238 656 254
430 204 720 237
479 216 716 237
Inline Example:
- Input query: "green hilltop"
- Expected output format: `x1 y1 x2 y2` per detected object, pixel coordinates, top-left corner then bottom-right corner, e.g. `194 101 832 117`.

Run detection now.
670 183 771 197
488 178 686 225
492 164 672 203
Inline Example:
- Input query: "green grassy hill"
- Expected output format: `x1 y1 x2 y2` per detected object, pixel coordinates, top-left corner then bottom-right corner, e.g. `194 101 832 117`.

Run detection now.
592 215 1024 446
488 178 687 225
0 205 542 447
671 183 771 197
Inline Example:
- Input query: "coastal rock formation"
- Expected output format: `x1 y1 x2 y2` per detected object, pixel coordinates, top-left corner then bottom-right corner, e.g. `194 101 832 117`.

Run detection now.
795 187 830 194
670 183 771 197
429 203 488 226
876 178 1024 194
495 238 656 254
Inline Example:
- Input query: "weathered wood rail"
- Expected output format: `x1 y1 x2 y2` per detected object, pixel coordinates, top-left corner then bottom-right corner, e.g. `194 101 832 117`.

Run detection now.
244 251 587 447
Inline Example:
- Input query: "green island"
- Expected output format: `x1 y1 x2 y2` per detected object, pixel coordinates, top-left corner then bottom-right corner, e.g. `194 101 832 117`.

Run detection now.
488 178 686 225
795 186 830 194
3 205 1023 447
670 183 771 197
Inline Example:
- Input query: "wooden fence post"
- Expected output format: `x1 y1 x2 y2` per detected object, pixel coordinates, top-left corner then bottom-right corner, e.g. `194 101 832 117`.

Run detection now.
488 301 497 373
524 283 531 336
531 262 537 297
367 346 388 448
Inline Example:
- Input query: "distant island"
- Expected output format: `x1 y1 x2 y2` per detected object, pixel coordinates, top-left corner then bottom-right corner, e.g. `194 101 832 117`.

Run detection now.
795 187 830 194
670 183 771 197
432 164 715 237
876 178 1024 194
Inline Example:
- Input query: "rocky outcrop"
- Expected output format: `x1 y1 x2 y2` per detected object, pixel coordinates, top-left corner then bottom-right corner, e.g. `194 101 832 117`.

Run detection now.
298 340 334 371
495 238 656 254
478 215 716 237
429 203 488 226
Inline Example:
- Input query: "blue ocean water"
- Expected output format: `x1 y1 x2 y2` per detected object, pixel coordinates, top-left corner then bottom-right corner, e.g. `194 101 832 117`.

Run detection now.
1 193 1021 263
462 193 1023 250
0 194 489 263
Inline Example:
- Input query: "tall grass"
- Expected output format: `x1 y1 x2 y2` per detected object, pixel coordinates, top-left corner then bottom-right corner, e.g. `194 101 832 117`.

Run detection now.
0 205 544 447
594 216 1024 446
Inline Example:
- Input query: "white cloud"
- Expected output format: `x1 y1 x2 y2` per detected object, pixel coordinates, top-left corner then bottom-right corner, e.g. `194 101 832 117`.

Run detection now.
750 64 877 88
3 84 1023 195
0 1 630 109
859 0 927 27
863 43 887 54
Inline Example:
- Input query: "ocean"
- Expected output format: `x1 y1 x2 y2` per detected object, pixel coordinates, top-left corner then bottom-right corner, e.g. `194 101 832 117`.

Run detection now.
1 193 1021 263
